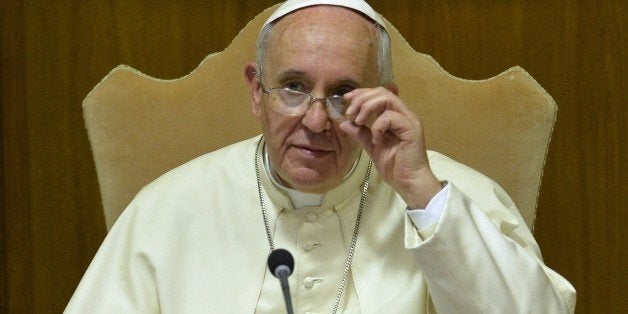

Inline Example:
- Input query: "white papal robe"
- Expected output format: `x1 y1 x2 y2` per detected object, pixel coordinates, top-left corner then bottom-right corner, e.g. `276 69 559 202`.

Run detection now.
66 136 576 313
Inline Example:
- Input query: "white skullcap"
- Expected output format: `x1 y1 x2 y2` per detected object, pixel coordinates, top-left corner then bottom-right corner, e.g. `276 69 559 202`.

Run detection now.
262 0 387 31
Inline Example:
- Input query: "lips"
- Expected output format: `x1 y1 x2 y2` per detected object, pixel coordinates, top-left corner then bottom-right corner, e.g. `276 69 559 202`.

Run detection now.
292 144 334 157
295 144 332 151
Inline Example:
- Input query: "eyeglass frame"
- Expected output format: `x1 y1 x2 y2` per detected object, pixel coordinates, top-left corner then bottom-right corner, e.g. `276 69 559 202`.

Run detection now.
257 72 350 121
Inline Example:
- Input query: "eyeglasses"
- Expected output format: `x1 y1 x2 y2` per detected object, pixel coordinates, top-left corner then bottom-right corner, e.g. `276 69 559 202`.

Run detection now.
260 84 349 121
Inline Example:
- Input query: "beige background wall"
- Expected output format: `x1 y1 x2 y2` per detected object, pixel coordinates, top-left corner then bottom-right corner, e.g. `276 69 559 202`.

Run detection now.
1 1 624 313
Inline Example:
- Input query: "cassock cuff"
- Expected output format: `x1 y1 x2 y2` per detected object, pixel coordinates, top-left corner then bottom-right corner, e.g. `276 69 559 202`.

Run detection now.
406 183 450 232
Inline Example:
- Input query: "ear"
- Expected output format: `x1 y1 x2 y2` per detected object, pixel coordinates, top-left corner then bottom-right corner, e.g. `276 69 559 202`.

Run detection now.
383 83 399 96
244 63 262 119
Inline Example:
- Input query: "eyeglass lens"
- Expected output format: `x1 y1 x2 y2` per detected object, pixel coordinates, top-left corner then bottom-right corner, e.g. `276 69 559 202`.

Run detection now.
268 89 348 120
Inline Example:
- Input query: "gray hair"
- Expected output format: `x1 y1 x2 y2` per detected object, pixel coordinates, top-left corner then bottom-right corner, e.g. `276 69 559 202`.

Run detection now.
256 21 394 85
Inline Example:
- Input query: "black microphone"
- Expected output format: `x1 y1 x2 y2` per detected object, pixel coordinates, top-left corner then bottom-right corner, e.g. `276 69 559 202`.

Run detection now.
267 248 294 314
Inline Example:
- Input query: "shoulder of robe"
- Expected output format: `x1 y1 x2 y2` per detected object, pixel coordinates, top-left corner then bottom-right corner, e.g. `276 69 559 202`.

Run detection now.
133 136 259 202
107 136 262 238
426 150 524 235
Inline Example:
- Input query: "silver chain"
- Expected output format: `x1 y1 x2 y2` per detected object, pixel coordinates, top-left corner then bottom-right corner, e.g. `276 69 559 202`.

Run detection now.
254 137 373 314
255 137 276 252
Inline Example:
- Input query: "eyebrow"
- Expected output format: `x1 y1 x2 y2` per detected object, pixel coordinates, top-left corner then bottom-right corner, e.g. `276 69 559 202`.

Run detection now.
336 78 362 87
276 69 306 81
275 69 364 87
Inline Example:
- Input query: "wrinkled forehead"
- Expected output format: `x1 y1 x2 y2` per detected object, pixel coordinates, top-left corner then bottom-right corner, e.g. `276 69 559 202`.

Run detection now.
262 0 387 32
263 6 380 86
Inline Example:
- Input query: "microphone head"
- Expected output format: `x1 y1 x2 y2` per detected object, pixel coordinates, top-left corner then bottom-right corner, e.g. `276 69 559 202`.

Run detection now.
267 248 294 277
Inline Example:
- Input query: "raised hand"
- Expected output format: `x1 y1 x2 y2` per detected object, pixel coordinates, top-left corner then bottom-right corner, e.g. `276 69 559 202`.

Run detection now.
339 87 443 209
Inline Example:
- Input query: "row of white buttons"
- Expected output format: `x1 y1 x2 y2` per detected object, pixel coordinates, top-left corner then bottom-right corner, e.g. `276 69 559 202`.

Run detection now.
303 211 325 290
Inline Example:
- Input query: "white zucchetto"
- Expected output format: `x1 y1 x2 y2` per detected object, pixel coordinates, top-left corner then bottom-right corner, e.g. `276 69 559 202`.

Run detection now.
262 0 388 31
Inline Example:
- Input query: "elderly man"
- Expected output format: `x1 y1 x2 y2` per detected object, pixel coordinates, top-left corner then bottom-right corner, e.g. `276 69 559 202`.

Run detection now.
66 0 576 313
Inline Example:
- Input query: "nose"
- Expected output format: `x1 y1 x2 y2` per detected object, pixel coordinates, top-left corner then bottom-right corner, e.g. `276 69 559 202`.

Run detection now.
301 99 331 133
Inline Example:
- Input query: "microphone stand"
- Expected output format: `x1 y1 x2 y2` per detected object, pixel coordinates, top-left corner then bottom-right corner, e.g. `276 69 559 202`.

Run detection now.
268 249 295 314
275 265 294 314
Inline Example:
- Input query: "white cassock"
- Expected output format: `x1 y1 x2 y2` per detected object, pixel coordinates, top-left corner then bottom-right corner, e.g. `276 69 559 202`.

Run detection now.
65 136 576 313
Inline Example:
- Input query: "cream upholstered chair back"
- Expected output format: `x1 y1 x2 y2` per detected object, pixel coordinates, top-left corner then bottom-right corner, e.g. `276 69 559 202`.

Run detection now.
84 4 557 231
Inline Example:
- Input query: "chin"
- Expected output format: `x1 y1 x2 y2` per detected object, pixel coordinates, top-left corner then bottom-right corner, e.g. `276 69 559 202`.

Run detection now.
283 167 339 193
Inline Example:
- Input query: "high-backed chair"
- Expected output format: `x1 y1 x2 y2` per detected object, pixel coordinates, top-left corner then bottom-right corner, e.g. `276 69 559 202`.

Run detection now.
84 4 557 231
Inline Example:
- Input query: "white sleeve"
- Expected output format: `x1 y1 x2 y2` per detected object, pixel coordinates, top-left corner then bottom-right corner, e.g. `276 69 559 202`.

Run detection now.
406 184 449 231
404 182 576 313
